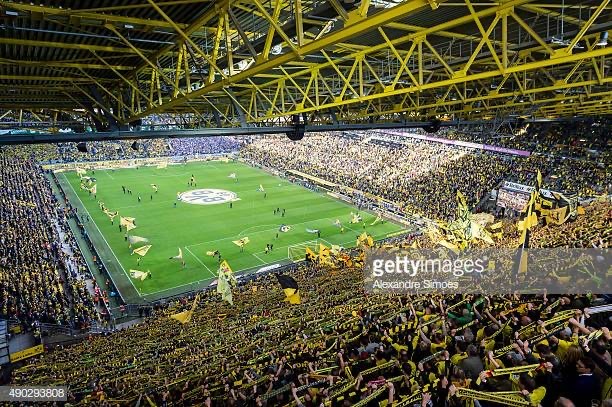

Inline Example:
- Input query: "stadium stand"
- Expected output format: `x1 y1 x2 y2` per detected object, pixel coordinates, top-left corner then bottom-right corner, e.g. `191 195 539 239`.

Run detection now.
0 153 97 327
12 202 611 405
241 134 609 223
49 137 241 163
0 0 609 404
0 134 609 406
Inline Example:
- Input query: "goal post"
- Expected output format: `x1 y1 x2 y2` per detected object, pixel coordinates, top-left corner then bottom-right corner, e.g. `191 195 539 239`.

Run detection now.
287 239 333 262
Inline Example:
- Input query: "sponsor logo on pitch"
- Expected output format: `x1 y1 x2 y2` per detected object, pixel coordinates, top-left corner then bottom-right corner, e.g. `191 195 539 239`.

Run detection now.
178 189 238 205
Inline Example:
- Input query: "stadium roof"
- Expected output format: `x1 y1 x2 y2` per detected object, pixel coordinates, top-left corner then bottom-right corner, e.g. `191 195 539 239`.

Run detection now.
0 0 610 131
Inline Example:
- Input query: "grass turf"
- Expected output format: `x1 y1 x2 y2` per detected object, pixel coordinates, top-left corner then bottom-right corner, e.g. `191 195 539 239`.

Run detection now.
60 161 404 301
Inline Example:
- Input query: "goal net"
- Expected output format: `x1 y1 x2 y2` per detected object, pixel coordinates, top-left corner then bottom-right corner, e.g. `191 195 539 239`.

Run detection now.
287 239 333 262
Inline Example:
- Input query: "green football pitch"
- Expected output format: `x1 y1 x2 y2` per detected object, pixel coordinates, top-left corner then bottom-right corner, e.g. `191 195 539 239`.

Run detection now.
58 161 405 302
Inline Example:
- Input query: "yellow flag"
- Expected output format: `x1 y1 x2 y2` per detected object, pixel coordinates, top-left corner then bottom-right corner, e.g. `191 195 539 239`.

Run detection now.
129 269 149 281
489 221 503 230
170 294 200 324
283 288 301 304
545 206 568 225
518 213 538 231
232 237 250 247
120 216 135 227
536 170 543 189
305 247 317 260
219 259 233 275
105 210 118 221
132 245 152 257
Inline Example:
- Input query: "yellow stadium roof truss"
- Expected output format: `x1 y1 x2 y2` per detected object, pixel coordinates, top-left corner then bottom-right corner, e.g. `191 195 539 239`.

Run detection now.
0 0 610 130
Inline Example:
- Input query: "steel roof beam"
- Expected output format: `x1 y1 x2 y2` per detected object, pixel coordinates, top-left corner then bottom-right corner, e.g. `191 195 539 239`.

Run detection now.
125 0 443 120
0 1 191 30
0 38 152 54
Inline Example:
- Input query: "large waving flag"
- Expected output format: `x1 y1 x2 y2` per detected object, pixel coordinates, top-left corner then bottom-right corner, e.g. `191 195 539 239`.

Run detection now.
217 260 236 305
318 243 331 262
129 269 150 281
169 247 183 260
357 232 374 248
170 293 200 324
513 170 542 278
105 209 118 221
120 216 135 227
131 245 152 257
305 247 317 262
232 237 250 248
128 235 149 246
370 214 383 226
120 216 136 231
276 274 301 304
219 259 233 274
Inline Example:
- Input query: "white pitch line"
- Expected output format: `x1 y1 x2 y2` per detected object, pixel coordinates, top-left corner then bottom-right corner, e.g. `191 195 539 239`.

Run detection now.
63 174 141 296
251 252 267 264
184 246 215 278
140 278 209 296
187 216 340 249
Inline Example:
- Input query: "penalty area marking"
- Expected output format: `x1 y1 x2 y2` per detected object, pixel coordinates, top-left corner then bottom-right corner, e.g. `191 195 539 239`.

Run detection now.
184 246 215 278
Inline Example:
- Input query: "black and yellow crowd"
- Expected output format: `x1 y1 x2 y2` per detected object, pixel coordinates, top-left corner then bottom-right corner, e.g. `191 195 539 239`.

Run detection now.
0 152 97 327
0 130 609 407
241 134 608 222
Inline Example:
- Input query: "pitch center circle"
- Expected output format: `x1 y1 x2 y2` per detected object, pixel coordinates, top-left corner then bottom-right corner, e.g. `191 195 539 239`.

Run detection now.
178 189 238 205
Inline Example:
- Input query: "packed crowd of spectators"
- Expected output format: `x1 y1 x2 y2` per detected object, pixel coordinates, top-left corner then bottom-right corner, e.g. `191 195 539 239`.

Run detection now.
0 127 608 406
53 139 169 163
0 152 97 327
440 121 610 158
528 201 610 249
169 136 242 156
365 132 608 198
14 200 611 405
242 133 609 222
41 136 241 163
242 134 513 221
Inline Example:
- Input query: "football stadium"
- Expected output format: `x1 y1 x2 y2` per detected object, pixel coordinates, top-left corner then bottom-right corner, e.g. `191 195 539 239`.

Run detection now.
0 1 610 406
